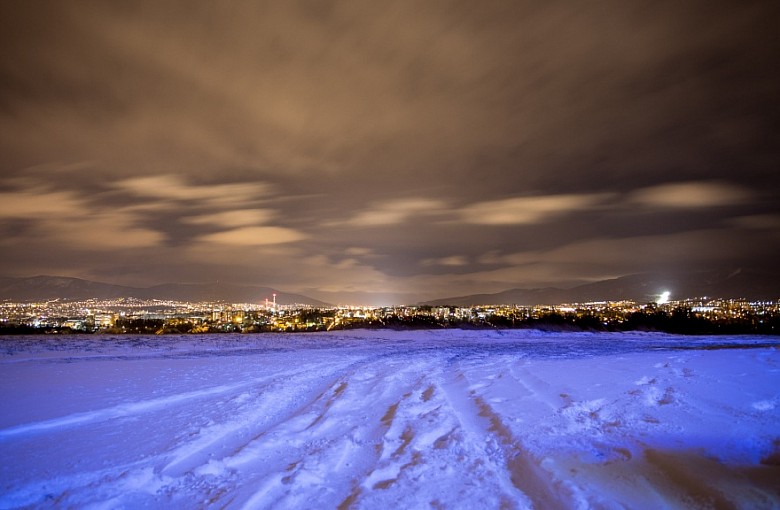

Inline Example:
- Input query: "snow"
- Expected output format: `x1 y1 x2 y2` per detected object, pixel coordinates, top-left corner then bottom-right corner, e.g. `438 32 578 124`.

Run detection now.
1 330 779 509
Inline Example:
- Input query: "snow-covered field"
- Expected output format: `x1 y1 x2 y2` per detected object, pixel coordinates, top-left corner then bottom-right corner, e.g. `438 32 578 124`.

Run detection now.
1 330 779 509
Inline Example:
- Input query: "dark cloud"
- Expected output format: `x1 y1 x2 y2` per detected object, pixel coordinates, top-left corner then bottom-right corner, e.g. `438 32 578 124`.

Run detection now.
0 0 778 304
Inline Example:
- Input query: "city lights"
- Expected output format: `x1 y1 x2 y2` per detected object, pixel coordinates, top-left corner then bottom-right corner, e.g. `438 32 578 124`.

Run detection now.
1 295 777 335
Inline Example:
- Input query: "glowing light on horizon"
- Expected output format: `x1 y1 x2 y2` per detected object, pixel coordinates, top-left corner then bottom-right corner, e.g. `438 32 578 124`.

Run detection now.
658 291 671 304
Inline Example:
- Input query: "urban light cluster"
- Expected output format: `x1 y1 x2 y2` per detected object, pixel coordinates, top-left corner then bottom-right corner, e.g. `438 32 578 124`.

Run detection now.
1 295 778 334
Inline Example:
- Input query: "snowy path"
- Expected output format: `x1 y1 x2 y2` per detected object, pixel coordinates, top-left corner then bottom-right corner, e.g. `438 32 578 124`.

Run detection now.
1 330 779 509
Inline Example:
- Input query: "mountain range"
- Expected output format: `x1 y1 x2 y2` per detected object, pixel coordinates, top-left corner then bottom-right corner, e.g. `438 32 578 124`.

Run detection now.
0 269 777 306
421 269 780 306
0 276 330 306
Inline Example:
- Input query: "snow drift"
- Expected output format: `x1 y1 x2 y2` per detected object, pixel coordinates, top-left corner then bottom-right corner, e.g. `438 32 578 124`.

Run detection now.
1 330 778 509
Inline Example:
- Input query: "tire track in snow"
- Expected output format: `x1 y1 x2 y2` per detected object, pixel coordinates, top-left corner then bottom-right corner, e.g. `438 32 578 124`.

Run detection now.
1 358 368 508
161 361 355 477
336 366 456 509
438 360 568 509
232 357 429 509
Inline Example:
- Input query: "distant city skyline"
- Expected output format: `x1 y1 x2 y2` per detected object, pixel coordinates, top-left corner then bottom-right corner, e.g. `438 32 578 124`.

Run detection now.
3 294 777 335
1 1 778 304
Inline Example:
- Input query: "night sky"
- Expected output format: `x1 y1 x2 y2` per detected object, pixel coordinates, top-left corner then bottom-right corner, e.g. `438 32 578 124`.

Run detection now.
1 1 778 304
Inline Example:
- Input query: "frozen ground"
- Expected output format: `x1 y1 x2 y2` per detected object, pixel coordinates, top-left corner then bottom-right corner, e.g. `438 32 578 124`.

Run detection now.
1 330 779 509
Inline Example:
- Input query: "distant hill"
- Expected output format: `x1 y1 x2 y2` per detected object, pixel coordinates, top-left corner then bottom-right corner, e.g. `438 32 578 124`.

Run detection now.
422 269 780 306
2 270 777 307
0 276 330 306
0 276 132 301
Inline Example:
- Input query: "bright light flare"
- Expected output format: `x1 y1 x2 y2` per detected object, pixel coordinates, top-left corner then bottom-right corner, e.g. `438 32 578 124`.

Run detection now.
658 291 671 304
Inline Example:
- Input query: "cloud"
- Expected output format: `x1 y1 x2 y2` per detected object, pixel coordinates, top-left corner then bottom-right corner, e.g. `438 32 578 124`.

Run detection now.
182 209 274 228
0 189 84 219
344 247 375 257
0 2 778 299
114 175 272 207
474 228 761 278
196 226 305 246
630 181 751 209
421 255 469 267
0 183 163 250
39 213 164 250
340 198 448 227
476 251 505 265
727 214 780 230
182 206 309 248
336 192 611 230
460 193 611 225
